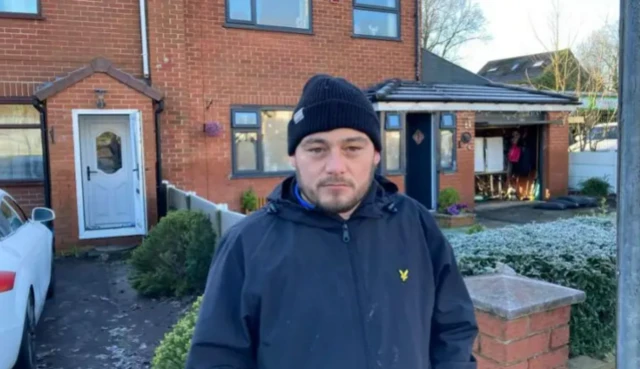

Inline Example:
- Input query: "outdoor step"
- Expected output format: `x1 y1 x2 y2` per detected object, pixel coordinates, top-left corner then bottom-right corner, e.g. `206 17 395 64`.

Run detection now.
568 356 615 369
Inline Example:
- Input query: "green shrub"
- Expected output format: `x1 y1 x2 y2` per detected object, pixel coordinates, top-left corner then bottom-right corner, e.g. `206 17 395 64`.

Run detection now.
241 188 258 212
152 296 203 369
438 187 461 212
129 210 217 297
579 177 611 198
465 223 485 234
447 215 616 358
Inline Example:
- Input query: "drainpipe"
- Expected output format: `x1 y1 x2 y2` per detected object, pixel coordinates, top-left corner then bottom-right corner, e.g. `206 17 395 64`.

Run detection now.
31 98 53 229
139 0 150 79
154 100 166 218
415 0 421 81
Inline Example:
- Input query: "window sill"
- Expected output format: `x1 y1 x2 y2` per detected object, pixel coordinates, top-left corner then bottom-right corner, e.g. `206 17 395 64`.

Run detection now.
0 180 45 187
384 171 405 176
440 169 458 175
0 12 45 20
230 171 294 180
352 34 402 42
224 22 313 36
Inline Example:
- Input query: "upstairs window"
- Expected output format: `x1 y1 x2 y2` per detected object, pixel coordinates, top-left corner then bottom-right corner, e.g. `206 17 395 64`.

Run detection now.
0 0 39 15
226 0 311 32
353 0 400 40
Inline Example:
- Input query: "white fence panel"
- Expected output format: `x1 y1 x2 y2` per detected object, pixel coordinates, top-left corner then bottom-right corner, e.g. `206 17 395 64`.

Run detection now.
568 151 618 193
162 182 247 237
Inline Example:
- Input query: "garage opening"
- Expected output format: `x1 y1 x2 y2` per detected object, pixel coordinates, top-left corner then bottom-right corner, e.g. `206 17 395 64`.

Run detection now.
474 112 546 205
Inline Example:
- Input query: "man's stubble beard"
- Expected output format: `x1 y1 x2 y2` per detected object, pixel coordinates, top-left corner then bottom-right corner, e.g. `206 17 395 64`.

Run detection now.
295 164 377 214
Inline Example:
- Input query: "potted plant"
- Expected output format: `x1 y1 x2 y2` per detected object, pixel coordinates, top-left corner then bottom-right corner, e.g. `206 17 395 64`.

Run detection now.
241 188 259 214
435 188 476 228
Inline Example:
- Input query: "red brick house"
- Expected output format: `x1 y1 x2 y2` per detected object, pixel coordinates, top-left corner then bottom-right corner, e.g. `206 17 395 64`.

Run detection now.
0 0 578 251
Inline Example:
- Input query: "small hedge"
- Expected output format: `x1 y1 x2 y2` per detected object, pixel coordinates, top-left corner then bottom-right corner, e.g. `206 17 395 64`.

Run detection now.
579 177 611 198
447 215 616 358
152 296 203 369
129 210 217 297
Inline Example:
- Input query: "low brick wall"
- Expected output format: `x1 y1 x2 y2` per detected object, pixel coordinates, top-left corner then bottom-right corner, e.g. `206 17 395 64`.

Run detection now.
465 270 585 369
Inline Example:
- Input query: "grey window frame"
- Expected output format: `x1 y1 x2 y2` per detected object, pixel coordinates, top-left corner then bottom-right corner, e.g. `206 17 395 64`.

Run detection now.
352 0 401 41
225 0 313 35
0 0 42 19
230 106 295 178
383 112 404 174
438 112 457 173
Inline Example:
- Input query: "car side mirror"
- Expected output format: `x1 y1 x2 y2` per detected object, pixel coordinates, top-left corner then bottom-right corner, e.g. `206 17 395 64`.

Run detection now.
32 207 55 223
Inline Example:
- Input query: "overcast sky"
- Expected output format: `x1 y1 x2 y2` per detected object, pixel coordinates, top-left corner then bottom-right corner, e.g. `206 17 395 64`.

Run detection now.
456 0 620 73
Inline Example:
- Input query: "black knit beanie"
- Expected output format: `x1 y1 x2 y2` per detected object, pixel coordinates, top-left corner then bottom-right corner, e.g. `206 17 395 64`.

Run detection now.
287 74 382 155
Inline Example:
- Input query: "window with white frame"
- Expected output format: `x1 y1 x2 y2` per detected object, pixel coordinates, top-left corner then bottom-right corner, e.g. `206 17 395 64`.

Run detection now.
0 104 44 182
0 0 39 15
353 0 400 39
231 107 294 176
439 113 456 172
226 0 311 31
384 113 402 173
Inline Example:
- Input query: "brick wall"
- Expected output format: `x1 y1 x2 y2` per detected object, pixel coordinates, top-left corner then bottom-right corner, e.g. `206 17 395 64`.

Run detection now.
439 111 476 209
3 183 45 215
543 112 570 199
46 73 157 250
147 0 418 210
0 0 144 97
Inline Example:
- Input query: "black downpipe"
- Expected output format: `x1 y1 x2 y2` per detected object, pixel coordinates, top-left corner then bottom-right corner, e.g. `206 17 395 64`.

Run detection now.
31 98 53 230
415 0 421 81
154 100 166 219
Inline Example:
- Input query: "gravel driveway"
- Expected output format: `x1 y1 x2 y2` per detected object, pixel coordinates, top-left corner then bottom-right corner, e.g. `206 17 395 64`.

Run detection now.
35 257 195 369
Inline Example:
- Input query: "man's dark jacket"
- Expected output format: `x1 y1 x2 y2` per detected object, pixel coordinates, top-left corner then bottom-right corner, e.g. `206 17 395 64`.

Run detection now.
186 175 478 369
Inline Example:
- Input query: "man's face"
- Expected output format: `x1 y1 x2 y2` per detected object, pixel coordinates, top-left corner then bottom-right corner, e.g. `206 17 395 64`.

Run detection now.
290 128 381 217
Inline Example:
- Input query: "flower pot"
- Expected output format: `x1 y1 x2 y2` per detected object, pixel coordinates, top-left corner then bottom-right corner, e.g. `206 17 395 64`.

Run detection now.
434 212 476 228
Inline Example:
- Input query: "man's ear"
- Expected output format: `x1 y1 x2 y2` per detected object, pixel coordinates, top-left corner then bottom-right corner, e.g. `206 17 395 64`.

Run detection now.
374 151 381 166
289 155 297 168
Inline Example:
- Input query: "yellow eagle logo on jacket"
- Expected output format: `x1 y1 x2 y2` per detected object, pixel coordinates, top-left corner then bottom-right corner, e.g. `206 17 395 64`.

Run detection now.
399 269 409 282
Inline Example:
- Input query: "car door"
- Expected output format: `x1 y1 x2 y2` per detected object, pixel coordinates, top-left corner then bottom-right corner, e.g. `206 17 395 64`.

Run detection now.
0 199 46 308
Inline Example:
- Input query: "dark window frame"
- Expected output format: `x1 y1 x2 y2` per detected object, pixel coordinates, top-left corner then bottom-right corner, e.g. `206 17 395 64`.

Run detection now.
383 112 404 175
352 0 401 41
230 106 296 178
225 0 313 35
0 0 43 20
438 112 457 173
0 101 45 185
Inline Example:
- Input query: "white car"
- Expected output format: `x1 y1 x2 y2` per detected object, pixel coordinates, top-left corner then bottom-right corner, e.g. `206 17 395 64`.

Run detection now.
0 190 55 369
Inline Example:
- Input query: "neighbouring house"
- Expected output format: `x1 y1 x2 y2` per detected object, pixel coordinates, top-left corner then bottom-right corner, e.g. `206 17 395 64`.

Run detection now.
1 0 578 252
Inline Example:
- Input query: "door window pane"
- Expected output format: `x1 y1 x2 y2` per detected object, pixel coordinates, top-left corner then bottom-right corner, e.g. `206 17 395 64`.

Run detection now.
261 110 293 172
385 131 401 171
96 132 122 174
354 9 398 38
235 132 258 171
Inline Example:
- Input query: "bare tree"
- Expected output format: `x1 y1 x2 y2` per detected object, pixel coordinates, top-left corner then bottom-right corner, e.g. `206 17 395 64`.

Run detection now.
528 0 618 151
421 0 491 62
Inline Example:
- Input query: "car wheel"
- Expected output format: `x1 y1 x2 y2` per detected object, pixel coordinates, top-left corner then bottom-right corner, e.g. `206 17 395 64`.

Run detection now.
14 294 36 369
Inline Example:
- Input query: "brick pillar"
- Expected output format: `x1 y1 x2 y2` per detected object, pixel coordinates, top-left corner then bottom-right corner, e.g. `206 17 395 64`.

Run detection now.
465 270 585 369
543 112 570 199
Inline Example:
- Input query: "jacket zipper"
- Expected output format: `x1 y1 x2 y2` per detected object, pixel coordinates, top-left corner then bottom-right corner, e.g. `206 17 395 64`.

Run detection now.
342 221 372 369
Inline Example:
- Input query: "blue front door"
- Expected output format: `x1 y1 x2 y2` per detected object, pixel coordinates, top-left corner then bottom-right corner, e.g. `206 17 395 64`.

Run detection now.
405 113 435 210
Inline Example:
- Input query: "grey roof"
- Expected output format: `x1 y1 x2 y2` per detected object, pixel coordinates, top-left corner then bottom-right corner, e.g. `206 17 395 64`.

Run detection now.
365 79 580 105
477 50 565 85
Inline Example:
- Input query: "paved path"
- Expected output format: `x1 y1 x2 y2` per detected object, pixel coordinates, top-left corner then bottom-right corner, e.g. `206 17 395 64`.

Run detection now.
35 258 194 369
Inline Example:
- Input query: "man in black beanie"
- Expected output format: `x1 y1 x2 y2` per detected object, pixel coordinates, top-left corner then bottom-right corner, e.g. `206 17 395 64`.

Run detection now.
186 74 478 369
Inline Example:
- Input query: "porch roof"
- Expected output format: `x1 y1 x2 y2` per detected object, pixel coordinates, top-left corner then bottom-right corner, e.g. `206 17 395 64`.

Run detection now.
33 57 164 102
365 79 580 106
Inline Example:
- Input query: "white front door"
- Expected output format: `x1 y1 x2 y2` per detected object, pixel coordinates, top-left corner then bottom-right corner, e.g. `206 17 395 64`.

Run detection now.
74 111 146 239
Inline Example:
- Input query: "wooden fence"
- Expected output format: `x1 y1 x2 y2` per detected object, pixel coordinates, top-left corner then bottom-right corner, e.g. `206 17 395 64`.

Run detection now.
162 180 247 237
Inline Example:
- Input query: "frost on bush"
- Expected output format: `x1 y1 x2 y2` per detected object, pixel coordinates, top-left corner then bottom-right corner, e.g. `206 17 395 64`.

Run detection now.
448 215 616 358
129 210 217 298
152 296 203 369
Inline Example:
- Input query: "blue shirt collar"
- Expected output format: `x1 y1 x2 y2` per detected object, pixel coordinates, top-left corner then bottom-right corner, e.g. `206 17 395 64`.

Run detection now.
294 183 315 210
